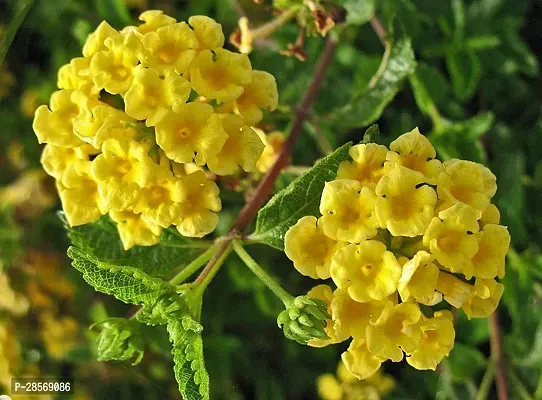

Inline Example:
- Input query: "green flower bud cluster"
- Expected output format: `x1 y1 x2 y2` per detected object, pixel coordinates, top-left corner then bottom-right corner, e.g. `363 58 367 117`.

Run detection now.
91 317 144 365
277 296 330 345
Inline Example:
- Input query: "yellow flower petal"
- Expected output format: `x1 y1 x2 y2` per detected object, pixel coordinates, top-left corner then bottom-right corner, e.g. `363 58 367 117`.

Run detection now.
316 374 342 400
83 21 119 57
233 70 278 125
188 15 225 51
479 203 500 228
110 209 162 250
336 143 388 188
435 271 473 308
136 10 176 34
462 278 504 319
342 339 384 379
398 251 441 305
255 130 285 174
468 224 510 279
307 284 348 347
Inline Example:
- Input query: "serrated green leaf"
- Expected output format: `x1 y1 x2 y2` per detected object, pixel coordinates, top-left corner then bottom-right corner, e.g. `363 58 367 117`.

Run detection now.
67 246 177 307
168 316 210 400
250 143 352 250
330 37 416 129
67 215 210 277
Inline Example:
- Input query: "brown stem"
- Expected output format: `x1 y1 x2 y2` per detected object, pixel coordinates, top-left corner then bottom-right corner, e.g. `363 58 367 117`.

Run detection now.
194 37 337 284
369 16 387 46
490 313 509 400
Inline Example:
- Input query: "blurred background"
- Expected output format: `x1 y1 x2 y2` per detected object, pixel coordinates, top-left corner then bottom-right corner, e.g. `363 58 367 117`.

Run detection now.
1 0 542 399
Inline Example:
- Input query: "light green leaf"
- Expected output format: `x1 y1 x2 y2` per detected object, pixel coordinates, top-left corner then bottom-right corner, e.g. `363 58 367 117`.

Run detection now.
446 48 481 102
67 246 177 307
66 215 210 278
330 37 416 129
338 0 375 25
0 0 35 67
250 143 352 250
168 316 210 400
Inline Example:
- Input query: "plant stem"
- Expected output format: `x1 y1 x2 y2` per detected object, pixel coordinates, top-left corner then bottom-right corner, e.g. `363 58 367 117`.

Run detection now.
250 7 299 40
193 242 233 296
369 16 387 46
232 240 293 306
169 243 219 286
476 358 496 400
489 312 509 400
509 367 534 400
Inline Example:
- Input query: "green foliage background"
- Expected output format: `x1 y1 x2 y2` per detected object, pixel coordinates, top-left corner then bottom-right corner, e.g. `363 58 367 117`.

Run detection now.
1 0 542 399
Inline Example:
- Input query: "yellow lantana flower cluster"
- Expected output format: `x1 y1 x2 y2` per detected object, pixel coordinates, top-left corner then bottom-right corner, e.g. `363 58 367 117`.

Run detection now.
33 11 278 249
284 128 510 378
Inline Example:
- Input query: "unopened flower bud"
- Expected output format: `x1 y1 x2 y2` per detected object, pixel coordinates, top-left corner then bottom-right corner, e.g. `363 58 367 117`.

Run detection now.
91 317 144 365
277 296 330 345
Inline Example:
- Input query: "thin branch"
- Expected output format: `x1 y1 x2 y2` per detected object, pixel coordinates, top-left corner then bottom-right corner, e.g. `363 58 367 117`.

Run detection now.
369 16 387 46
490 313 509 400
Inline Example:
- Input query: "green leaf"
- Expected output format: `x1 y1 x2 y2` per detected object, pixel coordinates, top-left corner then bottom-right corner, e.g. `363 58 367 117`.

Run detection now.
168 316 210 400
66 215 210 278
446 48 481 102
338 0 375 25
330 37 416 129
447 342 486 382
67 246 177 307
94 0 131 28
0 0 36 67
250 142 352 250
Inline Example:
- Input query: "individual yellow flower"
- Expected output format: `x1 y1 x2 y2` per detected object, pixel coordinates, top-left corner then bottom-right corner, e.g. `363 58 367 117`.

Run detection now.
366 301 422 362
330 241 401 303
188 15 225 51
155 103 227 164
40 312 79 359
423 204 480 276
41 145 84 180
20 88 41 117
33 90 86 147
479 203 500 227
406 310 455 370
110 209 162 250
319 180 379 243
397 251 442 306
58 57 99 96
175 170 221 237
133 170 184 227
435 271 473 308
317 374 342 400
437 159 497 213
336 144 388 189
375 164 437 237
385 128 443 183
231 70 278 125
141 22 198 74
90 32 142 94
462 278 504 319
468 224 510 279
285 216 346 280
330 289 388 339
206 115 265 175
136 10 176 34
342 339 384 380
256 130 285 173
190 48 252 103
124 65 191 126
307 285 348 347
83 21 119 57
57 160 107 226
91 138 155 209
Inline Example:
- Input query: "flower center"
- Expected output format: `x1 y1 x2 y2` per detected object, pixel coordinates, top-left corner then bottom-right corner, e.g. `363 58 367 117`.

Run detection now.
116 160 132 175
437 230 462 253
450 184 472 204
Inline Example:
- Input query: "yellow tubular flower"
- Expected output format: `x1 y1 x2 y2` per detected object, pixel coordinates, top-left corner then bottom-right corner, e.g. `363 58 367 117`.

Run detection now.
437 159 497 213
366 301 422 362
57 160 107 226
330 241 401 303
330 289 388 340
406 310 455 370
375 165 437 237
336 143 388 189
423 204 480 276
317 374 342 400
232 70 279 125
398 251 442 306
188 15 225 51
124 65 192 126
342 339 384 380
462 279 504 319
136 10 176 34
91 138 155 210
133 170 184 228
90 32 141 94
110 209 162 250
480 203 501 227
319 180 379 243
435 271 473 308
284 216 346 280
58 57 99 96
207 115 264 175
33 90 86 147
256 130 285 173
176 170 221 237
190 48 252 103
83 21 119 57
468 224 510 279
41 144 95 179
141 22 198 74
385 128 443 183
155 103 228 164
307 285 349 347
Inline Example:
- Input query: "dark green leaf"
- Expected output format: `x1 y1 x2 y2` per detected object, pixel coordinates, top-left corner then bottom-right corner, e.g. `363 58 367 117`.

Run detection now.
447 342 486 382
67 215 210 278
250 142 352 250
0 0 36 66
94 0 131 28
446 48 481 102
338 0 375 25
